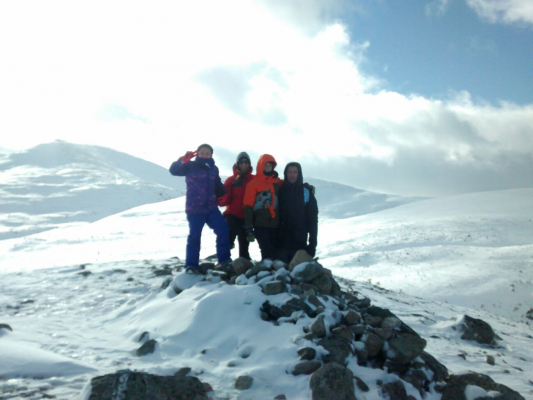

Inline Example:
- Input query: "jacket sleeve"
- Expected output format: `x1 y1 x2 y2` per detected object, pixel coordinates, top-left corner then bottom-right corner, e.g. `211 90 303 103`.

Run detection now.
169 159 190 176
217 177 233 206
243 181 257 226
306 192 319 256
215 172 226 198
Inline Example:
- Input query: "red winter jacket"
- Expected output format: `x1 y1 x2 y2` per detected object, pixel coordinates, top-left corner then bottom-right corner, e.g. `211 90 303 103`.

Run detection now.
217 164 255 219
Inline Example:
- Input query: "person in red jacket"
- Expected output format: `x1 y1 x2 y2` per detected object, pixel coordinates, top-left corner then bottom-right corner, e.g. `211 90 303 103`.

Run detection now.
218 152 255 260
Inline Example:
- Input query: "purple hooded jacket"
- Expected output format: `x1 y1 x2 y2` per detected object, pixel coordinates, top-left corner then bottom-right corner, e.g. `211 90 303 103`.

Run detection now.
169 157 226 215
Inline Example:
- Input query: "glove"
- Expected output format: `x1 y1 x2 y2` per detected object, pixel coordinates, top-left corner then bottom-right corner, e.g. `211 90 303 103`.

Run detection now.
180 150 198 163
244 225 255 242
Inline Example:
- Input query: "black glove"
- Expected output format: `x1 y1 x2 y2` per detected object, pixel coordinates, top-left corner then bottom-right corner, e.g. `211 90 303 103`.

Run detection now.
244 225 255 242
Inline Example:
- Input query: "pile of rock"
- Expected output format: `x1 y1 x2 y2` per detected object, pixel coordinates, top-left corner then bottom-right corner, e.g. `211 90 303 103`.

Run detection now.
86 252 525 400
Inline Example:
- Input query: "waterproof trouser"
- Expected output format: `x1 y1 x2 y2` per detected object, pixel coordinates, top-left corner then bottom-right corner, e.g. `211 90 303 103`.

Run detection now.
224 215 251 260
186 209 231 268
254 226 279 260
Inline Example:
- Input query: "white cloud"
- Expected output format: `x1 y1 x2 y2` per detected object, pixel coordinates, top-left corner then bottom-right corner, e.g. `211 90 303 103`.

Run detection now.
0 0 531 196
466 0 533 25
426 0 451 16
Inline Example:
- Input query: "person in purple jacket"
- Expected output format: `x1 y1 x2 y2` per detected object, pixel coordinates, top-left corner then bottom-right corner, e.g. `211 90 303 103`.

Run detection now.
169 144 231 273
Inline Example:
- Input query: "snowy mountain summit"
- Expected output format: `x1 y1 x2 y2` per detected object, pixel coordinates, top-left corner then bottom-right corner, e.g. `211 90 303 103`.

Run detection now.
0 141 186 240
1 255 531 399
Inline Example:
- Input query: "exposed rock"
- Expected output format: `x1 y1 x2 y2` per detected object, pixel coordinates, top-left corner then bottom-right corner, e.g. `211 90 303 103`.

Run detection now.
233 257 254 276
174 367 191 377
308 295 324 309
310 316 327 338
136 339 157 357
387 334 427 364
318 336 352 365
363 332 384 357
138 331 149 343
160 276 173 290
77 270 92 277
363 315 383 328
331 325 354 343
525 308 533 320
441 371 525 400
235 375 253 390
309 362 355 400
354 376 369 392
264 281 286 295
382 316 402 330
420 351 448 382
311 275 333 294
274 395 287 399
293 360 322 375
350 325 367 340
486 355 495 365
288 249 313 271
381 380 407 400
298 347 317 361
88 370 208 400
291 262 324 283
374 328 393 340
343 311 361 326
458 315 496 345
0 323 13 332
202 382 213 393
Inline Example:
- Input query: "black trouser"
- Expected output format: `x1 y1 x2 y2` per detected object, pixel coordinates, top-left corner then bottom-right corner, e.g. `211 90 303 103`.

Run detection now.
254 226 279 260
224 215 250 260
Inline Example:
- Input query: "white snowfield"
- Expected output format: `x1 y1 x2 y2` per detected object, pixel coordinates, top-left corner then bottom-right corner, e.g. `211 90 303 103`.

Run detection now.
0 141 186 240
0 142 532 399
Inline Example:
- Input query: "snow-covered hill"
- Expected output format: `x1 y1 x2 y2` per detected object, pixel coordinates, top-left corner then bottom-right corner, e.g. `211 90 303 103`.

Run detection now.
0 141 419 242
318 188 533 323
0 141 186 240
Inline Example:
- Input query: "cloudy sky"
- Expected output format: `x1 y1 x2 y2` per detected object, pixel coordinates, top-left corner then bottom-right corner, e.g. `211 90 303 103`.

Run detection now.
1 0 532 196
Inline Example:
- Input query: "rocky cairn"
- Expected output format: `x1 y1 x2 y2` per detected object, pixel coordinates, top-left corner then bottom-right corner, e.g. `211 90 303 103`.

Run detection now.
86 251 525 400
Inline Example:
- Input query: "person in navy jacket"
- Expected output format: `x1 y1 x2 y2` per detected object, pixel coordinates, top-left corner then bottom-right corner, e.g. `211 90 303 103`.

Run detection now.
169 144 231 273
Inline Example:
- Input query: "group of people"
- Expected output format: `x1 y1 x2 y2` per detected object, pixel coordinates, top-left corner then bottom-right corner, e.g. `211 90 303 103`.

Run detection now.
169 144 318 273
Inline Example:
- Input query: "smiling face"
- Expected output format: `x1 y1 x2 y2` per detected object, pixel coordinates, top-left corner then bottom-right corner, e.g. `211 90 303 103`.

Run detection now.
287 165 298 184
197 146 212 159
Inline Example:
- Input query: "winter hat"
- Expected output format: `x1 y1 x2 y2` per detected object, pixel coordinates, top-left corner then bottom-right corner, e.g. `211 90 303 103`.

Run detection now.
236 151 251 164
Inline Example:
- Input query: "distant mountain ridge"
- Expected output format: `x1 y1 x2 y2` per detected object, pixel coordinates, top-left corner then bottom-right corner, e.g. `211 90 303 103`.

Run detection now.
0 141 186 240
0 141 422 241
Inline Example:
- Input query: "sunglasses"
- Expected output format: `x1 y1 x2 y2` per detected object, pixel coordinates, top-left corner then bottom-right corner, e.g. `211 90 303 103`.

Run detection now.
238 160 250 165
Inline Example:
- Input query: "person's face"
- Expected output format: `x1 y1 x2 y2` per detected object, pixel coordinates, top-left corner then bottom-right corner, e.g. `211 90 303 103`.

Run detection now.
238 159 250 173
287 166 298 184
263 162 273 173
197 147 212 159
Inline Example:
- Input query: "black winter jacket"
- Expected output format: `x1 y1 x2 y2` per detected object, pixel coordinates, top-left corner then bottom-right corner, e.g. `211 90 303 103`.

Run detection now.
278 162 318 256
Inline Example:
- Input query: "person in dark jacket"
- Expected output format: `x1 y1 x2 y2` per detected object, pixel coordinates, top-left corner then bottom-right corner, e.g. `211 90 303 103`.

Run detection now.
169 144 231 273
217 152 254 260
278 162 318 263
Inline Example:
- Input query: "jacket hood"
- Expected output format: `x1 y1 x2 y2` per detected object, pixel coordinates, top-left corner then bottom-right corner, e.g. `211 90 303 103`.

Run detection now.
256 154 277 179
232 163 254 176
283 162 303 186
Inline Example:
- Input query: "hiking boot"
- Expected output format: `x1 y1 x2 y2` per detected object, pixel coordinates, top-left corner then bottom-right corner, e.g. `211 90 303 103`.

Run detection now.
185 266 203 275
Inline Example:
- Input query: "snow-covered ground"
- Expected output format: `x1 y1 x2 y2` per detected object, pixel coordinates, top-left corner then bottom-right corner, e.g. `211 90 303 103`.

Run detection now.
1 258 532 399
0 141 186 240
1 142 532 399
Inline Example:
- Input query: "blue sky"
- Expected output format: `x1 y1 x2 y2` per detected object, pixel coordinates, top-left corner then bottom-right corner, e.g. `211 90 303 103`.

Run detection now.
0 0 532 196
346 0 532 105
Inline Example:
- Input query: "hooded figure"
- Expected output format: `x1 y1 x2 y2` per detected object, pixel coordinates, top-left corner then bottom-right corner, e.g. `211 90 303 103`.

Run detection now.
217 152 255 260
278 162 318 261
243 154 282 260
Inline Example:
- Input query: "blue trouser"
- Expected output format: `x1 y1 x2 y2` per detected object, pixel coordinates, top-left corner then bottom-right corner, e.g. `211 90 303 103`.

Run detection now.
186 209 231 268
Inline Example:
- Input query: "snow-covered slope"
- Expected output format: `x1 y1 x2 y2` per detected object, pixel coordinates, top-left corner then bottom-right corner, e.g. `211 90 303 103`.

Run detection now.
1 187 532 325
0 259 531 399
319 188 533 323
0 141 186 240
306 178 424 219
